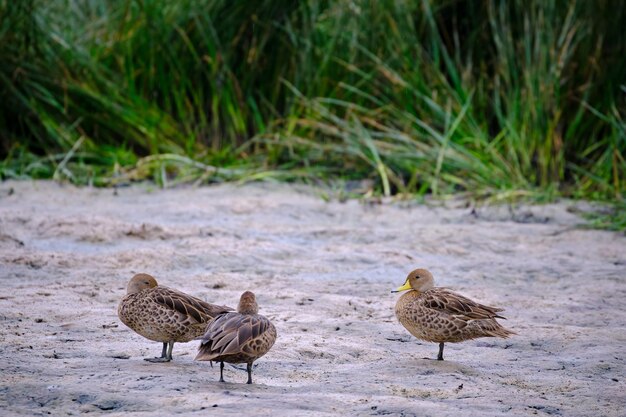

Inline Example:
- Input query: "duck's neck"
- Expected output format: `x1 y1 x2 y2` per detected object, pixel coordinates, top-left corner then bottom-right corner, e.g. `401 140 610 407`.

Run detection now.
410 286 434 296
401 289 421 298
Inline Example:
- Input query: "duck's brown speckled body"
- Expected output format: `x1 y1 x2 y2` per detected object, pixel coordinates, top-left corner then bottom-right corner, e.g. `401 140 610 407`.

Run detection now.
118 273 232 362
195 291 276 384
393 269 515 360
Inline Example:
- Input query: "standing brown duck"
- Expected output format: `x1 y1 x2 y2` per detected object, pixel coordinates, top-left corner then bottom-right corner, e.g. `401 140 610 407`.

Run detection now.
118 273 232 362
195 291 277 384
392 268 515 361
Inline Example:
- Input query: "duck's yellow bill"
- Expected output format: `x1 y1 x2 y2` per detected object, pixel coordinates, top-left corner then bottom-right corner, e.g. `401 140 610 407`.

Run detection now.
391 280 412 293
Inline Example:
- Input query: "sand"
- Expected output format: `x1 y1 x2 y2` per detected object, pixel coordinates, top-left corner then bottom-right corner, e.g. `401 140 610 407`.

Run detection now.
0 180 624 417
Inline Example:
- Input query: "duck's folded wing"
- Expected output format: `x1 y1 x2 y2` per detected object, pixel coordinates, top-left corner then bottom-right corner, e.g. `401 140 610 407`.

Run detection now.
201 314 271 356
153 287 232 323
422 289 506 320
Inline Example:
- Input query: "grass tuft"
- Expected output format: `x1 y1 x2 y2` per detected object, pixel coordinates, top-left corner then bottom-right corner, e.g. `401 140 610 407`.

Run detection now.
1 0 625 227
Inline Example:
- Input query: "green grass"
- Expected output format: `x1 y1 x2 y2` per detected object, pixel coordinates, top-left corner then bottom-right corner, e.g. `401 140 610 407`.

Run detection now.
580 201 626 233
1 0 625 218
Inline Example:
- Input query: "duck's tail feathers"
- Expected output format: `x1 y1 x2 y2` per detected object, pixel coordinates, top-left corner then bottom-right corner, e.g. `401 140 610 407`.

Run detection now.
195 350 218 362
195 343 218 361
476 319 517 338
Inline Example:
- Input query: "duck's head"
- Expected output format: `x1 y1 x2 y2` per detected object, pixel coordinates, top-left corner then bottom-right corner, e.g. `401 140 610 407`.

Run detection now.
127 273 158 294
238 291 259 315
391 268 434 293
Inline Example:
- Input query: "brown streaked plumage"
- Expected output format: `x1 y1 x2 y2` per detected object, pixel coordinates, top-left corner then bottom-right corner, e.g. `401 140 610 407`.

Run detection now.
118 273 232 362
195 291 276 384
392 268 515 361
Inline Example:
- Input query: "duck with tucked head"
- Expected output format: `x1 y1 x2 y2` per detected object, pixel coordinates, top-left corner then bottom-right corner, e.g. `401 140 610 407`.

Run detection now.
392 268 515 361
195 291 277 384
118 273 232 362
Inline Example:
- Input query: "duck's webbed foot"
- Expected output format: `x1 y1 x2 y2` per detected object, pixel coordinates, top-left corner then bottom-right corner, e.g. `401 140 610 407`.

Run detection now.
144 356 171 363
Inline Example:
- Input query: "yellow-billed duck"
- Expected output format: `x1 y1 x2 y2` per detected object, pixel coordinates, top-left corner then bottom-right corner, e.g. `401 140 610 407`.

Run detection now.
118 273 232 362
393 268 515 361
195 291 276 384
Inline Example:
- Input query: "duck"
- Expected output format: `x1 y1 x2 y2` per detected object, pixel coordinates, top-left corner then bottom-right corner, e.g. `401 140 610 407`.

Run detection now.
392 268 515 360
118 273 232 362
195 291 277 384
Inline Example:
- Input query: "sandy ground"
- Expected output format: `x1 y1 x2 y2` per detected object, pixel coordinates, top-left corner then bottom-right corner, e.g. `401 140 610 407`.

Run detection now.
0 180 624 417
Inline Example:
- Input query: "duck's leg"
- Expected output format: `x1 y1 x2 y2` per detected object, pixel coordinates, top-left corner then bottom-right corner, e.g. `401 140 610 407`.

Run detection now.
246 362 253 384
165 341 175 360
437 342 445 361
144 342 172 362
219 361 225 382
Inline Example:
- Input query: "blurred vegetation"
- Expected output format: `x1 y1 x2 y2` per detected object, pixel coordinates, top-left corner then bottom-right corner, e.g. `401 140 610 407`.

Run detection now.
1 1 624 212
